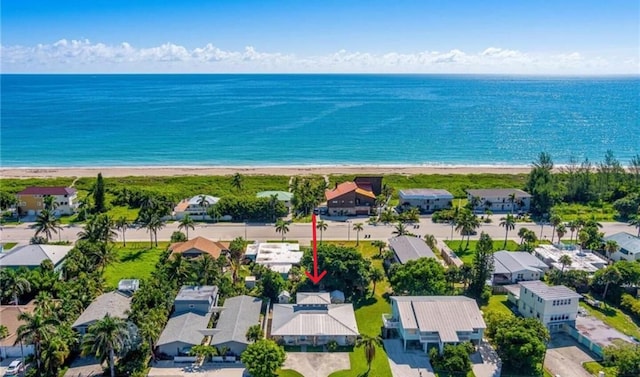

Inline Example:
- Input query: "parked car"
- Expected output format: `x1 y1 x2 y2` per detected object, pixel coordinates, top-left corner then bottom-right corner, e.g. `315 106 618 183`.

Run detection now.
5 360 23 376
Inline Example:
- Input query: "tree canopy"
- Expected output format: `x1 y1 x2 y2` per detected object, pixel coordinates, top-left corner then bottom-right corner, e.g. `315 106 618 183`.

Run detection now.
492 317 550 373
240 339 286 377
388 257 447 296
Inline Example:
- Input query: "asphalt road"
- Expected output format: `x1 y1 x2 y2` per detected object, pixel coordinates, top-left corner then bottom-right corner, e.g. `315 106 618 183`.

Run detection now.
1 216 636 246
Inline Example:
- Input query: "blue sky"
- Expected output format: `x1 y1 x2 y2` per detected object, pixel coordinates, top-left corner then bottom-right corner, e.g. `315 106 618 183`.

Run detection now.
1 0 638 73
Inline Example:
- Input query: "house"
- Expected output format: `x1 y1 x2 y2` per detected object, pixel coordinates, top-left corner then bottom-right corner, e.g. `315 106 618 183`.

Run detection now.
383 296 486 354
398 189 453 213
173 195 220 220
603 232 640 261
278 291 291 304
244 242 303 277
256 191 294 211
0 302 36 359
514 281 581 332
16 186 78 216
209 295 263 356
465 189 531 213
156 286 219 357
325 178 380 216
169 237 228 259
72 291 132 335
534 244 607 274
0 244 73 271
270 292 359 346
174 285 219 314
492 251 549 285
388 236 436 264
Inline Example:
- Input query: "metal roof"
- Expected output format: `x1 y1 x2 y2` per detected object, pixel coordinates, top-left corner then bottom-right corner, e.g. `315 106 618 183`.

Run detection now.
296 292 331 305
0 244 73 268
518 281 582 301
493 251 548 275
388 236 436 264
271 303 359 337
175 285 219 302
399 189 454 200
604 232 640 256
210 295 262 346
72 291 131 328
391 296 486 343
256 191 294 201
466 189 531 198
156 311 212 347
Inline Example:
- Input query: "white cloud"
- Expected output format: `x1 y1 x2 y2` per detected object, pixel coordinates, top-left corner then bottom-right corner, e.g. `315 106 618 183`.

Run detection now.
1 39 638 74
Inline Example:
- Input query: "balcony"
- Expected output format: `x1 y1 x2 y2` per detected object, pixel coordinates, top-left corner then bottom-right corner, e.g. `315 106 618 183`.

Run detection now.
382 314 399 329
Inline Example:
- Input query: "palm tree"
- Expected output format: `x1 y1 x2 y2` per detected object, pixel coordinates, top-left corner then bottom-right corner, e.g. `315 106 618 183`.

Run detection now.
629 215 640 237
353 222 364 246
424 234 437 250
114 216 130 247
567 220 578 244
356 335 382 373
32 209 60 242
167 254 191 286
197 195 209 221
231 173 244 191
275 219 289 241
78 214 117 244
316 220 328 243
604 240 619 264
517 227 528 245
549 214 562 244
16 311 57 372
178 214 195 240
369 267 384 296
81 314 130 377
227 237 245 284
499 214 516 248
139 213 164 247
556 224 567 245
1 269 31 305
507 192 517 214
90 244 117 274
392 222 407 237
371 240 386 257
245 324 264 343
43 195 58 211
559 254 572 273
207 205 222 223
193 254 219 286
601 266 621 304
41 335 71 374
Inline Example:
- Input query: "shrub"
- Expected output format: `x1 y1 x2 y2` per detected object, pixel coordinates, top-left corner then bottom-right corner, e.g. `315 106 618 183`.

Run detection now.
30 236 47 244
620 293 640 321
327 340 338 352
429 342 473 373
170 231 187 243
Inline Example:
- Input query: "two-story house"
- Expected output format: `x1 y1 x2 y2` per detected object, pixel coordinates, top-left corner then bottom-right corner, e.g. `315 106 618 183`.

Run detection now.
16 186 78 216
383 296 486 354
603 232 640 262
173 194 220 220
325 182 376 216
516 281 581 332
465 188 531 213
398 189 453 213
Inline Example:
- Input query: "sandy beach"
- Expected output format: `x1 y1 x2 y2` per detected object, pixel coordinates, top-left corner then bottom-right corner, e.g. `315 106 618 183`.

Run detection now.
0 165 533 178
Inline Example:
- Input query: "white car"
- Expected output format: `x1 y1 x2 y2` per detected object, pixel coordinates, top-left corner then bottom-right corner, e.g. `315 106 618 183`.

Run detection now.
5 360 23 376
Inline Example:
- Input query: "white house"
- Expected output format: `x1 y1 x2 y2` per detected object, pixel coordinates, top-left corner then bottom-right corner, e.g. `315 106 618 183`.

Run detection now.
16 186 78 216
398 189 453 213
256 191 293 211
0 244 73 271
465 188 531 213
173 195 220 220
515 281 581 332
245 242 303 277
383 296 486 354
603 232 640 261
534 244 607 274
492 251 549 285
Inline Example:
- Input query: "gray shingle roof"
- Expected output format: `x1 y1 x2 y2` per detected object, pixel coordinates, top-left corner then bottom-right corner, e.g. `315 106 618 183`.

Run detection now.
156 311 212 347
493 251 548 275
271 303 359 337
391 296 486 343
389 236 436 264
399 189 454 200
466 189 531 198
518 281 582 300
210 295 262 346
604 232 640 256
72 291 131 328
0 244 73 268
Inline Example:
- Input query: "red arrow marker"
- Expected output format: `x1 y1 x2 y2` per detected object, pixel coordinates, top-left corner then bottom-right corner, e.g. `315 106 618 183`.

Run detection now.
305 214 327 284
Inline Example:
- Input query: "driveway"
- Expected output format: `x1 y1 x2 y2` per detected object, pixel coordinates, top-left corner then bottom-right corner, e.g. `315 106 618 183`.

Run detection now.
383 339 435 377
282 352 350 377
470 341 501 377
148 362 246 377
544 334 596 377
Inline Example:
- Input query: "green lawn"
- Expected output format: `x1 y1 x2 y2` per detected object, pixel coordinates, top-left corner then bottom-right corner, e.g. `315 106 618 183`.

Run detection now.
551 202 617 222
579 301 640 339
276 370 305 377
444 240 520 264
583 361 617 377
1 242 18 250
103 242 168 288
326 241 393 377
106 205 140 222
481 295 515 317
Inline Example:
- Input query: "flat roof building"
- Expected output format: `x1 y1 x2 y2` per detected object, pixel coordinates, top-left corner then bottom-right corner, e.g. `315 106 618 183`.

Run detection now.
245 242 303 276
534 244 607 274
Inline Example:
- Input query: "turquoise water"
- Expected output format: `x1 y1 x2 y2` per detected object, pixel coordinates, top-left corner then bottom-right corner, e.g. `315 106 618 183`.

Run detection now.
1 74 638 167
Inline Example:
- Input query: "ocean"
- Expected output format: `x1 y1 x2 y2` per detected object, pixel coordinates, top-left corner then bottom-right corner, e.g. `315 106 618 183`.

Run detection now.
1 74 638 168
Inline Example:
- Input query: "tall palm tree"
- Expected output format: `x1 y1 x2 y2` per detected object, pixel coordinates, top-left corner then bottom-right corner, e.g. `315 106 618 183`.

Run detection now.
392 222 407 237
567 220 578 244
316 220 328 243
32 209 60 242
353 223 364 246
15 311 57 372
140 214 164 247
549 214 562 244
356 335 382 373
193 254 219 286
43 195 58 211
559 254 572 273
369 267 384 296
137 308 165 361
371 240 386 257
90 244 117 274
197 195 209 221
167 254 191 286
81 314 130 377
40 335 71 375
207 205 222 223
604 240 619 264
231 173 244 192
499 214 516 248
517 227 528 246
507 192 517 214
556 224 567 245
275 219 289 241
1 269 31 305
114 216 130 247
178 214 195 240
629 215 640 237
601 266 621 304
78 214 117 244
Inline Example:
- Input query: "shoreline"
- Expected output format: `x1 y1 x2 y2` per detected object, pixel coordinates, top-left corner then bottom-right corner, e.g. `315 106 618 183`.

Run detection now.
0 164 534 178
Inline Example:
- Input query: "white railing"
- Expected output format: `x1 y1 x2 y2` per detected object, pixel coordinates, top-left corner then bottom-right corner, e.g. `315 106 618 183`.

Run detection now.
382 314 399 328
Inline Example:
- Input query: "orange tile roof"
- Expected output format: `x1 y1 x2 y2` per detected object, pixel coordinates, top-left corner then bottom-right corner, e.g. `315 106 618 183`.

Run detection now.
326 181 375 201
169 236 228 259
355 187 376 199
